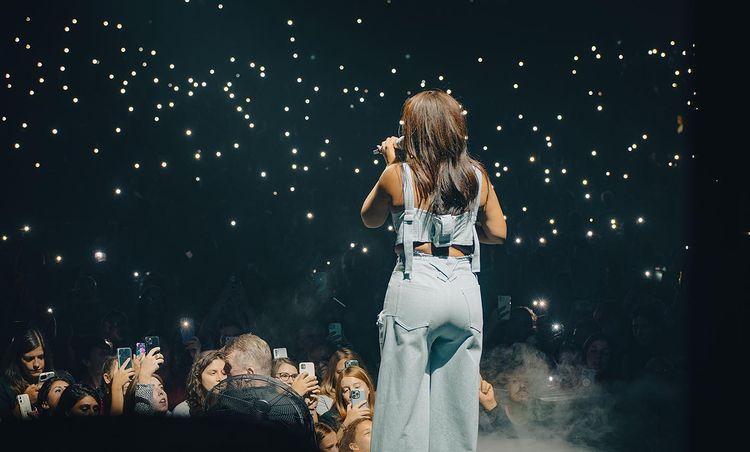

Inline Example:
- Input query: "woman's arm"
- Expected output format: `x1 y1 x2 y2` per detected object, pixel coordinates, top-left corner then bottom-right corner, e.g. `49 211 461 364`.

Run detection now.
361 165 396 228
476 173 507 244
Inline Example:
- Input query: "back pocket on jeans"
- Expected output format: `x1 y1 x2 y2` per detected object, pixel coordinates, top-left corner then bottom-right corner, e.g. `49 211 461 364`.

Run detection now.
394 282 431 331
461 284 483 333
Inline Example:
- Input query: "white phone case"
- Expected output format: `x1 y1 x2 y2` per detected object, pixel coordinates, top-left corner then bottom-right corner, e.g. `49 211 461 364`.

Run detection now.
299 362 315 378
17 394 33 419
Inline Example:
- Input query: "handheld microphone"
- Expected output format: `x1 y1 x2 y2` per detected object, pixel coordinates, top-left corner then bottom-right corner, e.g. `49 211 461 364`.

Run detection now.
372 136 405 155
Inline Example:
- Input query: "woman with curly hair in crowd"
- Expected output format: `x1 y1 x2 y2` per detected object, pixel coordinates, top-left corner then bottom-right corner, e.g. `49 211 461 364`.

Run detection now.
172 349 226 417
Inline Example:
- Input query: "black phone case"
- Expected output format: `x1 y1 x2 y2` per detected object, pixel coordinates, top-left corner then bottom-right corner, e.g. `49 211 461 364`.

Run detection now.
145 336 160 352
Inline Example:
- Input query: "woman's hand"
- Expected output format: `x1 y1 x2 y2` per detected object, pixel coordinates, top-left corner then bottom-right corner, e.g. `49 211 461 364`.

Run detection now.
110 358 135 416
23 383 40 405
479 378 498 411
291 372 320 397
342 401 371 428
305 393 319 423
112 358 136 393
377 136 400 165
139 347 164 378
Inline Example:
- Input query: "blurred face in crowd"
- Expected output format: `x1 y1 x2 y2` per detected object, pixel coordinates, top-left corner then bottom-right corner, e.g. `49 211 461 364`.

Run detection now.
201 358 227 391
309 345 330 379
274 362 298 386
219 325 242 347
335 359 348 382
340 376 367 406
144 375 168 413
318 431 338 452
86 347 110 376
507 371 529 403
585 339 611 372
633 316 656 346
102 317 126 342
42 380 70 411
352 419 372 452
21 346 45 379
71 395 100 416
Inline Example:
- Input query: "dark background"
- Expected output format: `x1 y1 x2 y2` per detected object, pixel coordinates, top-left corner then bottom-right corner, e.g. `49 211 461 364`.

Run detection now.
0 0 744 447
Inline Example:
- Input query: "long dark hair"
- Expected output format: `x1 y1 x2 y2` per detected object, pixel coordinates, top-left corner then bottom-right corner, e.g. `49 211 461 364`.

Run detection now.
54 383 101 416
185 350 225 416
1 327 53 394
400 89 488 215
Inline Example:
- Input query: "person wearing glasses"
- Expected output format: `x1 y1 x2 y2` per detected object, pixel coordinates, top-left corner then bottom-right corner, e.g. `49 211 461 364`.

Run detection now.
273 357 321 422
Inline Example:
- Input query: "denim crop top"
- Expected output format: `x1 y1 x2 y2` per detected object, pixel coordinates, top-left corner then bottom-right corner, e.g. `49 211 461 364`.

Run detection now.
391 162 483 277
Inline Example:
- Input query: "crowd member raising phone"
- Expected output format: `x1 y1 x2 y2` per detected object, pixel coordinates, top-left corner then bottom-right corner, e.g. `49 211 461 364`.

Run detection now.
319 365 377 441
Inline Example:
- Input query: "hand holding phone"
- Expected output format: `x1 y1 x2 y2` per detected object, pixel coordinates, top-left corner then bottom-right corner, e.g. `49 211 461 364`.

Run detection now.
299 362 315 378
117 347 133 370
140 346 163 377
291 364 320 398
38 371 56 384
23 382 40 405
144 336 160 353
350 387 369 409
17 394 34 420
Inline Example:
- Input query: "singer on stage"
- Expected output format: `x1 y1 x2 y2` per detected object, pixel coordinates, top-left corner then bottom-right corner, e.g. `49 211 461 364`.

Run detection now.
361 89 507 452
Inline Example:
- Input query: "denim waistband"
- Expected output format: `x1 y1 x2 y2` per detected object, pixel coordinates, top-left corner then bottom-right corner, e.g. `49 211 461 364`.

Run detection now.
396 250 472 261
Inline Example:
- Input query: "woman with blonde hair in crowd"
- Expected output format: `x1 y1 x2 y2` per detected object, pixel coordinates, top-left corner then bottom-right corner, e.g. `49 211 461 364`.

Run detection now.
318 348 366 417
320 365 376 440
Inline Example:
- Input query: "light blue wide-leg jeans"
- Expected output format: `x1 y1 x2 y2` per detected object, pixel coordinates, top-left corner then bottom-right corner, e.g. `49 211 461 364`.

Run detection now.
371 251 483 452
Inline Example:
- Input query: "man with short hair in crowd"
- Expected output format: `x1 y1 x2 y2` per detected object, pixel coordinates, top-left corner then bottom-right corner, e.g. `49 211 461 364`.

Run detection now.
221 334 273 376
221 333 321 398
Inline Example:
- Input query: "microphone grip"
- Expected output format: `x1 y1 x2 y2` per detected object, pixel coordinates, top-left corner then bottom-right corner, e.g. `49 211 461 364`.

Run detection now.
372 136 405 154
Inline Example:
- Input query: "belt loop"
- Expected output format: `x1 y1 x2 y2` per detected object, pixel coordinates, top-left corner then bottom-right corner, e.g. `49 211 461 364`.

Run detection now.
404 210 414 279
402 163 416 280
471 226 481 273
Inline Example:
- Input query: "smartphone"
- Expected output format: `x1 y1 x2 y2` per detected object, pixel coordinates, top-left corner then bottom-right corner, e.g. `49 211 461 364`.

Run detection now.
38 371 55 384
179 317 195 344
144 336 160 353
135 342 147 357
497 295 512 321
273 348 288 359
351 387 369 409
344 359 359 369
299 362 315 378
221 335 237 346
17 394 33 419
117 347 133 369
328 322 342 338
